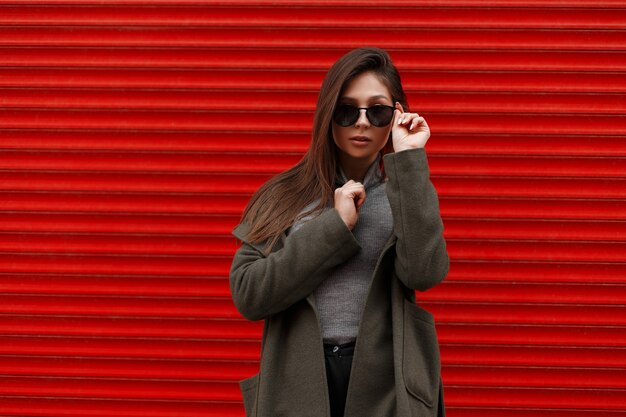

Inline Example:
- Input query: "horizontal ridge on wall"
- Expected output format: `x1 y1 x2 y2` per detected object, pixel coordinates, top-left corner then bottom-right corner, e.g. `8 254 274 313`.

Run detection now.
1 5 626 28
2 69 626 92
3 259 626 283
0 295 624 324
1 336 624 367
4 90 626 114
2 196 626 217
1 173 626 199
3 240 626 262
2 214 626 240
3 276 626 300
1 314 624 344
2 151 626 176
2 0 626 5
2 112 626 134
2 131 626 156
2 28 626 50
2 48 626 71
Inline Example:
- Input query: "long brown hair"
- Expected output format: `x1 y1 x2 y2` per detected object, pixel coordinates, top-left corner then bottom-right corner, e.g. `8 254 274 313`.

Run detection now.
241 47 409 252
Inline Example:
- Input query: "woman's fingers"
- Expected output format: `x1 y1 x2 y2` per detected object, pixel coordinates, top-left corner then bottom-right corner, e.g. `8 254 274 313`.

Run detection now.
409 116 425 131
398 113 423 131
392 102 431 150
342 181 366 208
334 181 366 230
354 187 366 209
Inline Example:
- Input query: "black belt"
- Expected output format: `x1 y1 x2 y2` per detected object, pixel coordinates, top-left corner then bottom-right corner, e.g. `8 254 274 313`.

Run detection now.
323 340 356 357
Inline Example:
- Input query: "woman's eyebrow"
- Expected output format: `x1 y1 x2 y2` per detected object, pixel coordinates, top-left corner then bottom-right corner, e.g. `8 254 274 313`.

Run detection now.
339 94 391 102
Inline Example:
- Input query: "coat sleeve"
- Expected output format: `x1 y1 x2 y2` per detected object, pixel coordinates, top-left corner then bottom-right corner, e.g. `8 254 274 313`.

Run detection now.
229 208 361 321
383 147 449 291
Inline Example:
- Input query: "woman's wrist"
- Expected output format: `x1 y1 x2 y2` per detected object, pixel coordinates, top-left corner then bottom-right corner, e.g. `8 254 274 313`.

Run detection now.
393 143 424 153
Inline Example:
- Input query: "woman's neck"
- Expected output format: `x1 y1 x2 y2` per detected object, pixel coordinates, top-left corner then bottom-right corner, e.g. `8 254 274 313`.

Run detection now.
338 153 378 182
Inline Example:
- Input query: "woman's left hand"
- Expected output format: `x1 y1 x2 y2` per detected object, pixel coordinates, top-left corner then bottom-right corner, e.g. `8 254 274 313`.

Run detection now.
391 102 430 151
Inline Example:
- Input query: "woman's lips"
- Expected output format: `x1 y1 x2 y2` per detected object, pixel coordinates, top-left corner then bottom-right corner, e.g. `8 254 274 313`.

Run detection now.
349 136 371 142
349 136 371 147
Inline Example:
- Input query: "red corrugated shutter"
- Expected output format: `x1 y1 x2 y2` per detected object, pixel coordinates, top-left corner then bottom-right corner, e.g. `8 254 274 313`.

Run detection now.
1 1 625 416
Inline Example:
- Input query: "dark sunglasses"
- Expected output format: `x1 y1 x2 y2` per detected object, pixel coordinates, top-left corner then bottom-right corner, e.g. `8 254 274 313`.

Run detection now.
332 104 395 128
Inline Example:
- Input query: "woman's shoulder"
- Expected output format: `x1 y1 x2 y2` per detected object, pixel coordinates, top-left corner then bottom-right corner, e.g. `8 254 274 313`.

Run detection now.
285 198 328 236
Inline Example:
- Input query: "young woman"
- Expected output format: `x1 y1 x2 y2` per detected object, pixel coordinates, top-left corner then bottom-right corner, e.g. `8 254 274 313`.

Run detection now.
230 47 449 417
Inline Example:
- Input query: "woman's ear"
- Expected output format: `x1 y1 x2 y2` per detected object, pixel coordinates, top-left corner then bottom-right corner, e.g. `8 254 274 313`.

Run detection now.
392 102 404 129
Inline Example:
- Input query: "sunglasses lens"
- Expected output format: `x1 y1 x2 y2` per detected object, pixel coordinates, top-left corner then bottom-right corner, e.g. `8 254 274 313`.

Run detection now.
333 105 394 127
367 106 394 127
333 105 359 127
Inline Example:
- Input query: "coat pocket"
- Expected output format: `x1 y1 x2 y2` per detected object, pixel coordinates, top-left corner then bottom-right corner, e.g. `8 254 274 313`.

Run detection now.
239 373 259 417
402 298 441 409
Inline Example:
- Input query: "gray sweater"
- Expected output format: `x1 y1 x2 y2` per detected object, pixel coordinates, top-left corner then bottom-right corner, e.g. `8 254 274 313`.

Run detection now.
288 155 393 344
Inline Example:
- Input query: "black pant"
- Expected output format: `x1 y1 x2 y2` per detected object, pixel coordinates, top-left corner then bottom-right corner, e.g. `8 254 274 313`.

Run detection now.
323 340 356 417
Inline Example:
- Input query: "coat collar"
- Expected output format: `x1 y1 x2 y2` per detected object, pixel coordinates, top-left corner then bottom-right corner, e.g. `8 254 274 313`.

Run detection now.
232 222 286 255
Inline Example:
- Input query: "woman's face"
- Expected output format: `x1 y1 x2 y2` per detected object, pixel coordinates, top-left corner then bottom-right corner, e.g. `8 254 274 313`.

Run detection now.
332 71 394 164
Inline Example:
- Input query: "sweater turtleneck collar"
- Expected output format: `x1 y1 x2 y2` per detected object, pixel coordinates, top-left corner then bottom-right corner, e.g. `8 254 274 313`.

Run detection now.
335 153 384 190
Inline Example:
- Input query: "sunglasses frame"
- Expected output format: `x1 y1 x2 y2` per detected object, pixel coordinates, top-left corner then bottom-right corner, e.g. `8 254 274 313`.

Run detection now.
332 104 396 128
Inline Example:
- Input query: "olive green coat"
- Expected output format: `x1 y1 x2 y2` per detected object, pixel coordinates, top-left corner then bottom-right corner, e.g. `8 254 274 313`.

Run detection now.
230 148 449 417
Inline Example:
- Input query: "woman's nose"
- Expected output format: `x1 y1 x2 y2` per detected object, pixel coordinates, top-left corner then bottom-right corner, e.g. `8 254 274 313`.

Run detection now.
354 108 370 127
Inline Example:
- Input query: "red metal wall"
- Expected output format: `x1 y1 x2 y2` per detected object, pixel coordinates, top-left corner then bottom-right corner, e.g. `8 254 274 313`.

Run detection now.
1 1 626 416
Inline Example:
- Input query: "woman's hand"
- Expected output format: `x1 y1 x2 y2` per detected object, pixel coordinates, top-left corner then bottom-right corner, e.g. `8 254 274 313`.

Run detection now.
334 180 366 230
391 102 430 151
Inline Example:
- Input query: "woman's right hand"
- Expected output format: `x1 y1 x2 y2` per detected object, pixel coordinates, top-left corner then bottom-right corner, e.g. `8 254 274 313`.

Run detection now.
334 180 366 230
